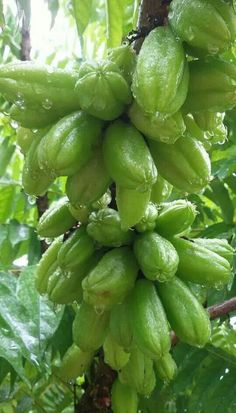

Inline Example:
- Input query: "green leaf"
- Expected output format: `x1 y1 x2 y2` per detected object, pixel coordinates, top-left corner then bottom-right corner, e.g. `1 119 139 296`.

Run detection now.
0 186 15 223
72 0 93 36
106 0 123 48
212 145 236 179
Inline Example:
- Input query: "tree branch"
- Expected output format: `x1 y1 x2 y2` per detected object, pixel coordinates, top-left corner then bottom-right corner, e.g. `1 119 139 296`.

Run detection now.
171 297 236 346
133 0 171 52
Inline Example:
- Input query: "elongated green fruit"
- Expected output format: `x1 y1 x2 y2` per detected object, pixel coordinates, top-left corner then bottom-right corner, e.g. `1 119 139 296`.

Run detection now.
119 347 156 396
171 237 232 288
37 199 76 238
116 186 151 230
150 175 172 204
129 101 185 144
169 0 236 54
132 26 189 114
109 300 133 351
154 353 177 383
57 227 95 270
103 121 157 192
128 280 171 359
149 136 211 194
186 282 207 305
87 208 134 247
75 60 131 120
134 233 179 282
158 277 211 347
10 103 63 129
111 379 138 413
135 202 158 233
0 62 82 114
73 301 110 352
66 145 111 207
155 200 197 237
38 111 103 177
22 130 54 196
35 238 62 294
108 44 137 84
16 127 36 154
47 253 102 304
103 334 130 371
55 344 93 381
193 238 234 266
184 58 236 112
82 247 138 310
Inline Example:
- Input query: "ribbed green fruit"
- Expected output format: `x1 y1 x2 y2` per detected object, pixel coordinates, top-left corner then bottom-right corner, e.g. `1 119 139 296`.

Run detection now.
116 186 151 230
132 26 189 114
119 347 156 396
193 238 234 266
108 44 137 84
75 60 131 120
111 379 138 413
158 277 211 347
103 121 157 192
128 280 171 359
169 0 236 54
155 200 197 237
87 208 134 247
134 233 179 282
154 352 177 383
55 344 93 381
149 136 211 194
73 301 110 352
37 199 76 238
57 226 94 270
135 202 158 233
82 247 138 310
129 101 185 144
171 237 232 288
150 175 172 204
103 334 130 370
109 299 133 351
35 238 62 294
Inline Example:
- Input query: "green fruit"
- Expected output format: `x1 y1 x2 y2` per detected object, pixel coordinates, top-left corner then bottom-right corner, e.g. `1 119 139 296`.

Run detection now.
193 112 227 145
116 186 151 230
186 282 207 305
155 200 197 237
68 203 91 224
171 237 232 288
150 175 173 204
184 114 212 151
128 280 171 359
35 237 62 294
169 0 236 54
0 62 82 117
149 136 211 194
184 58 236 113
108 43 137 84
103 120 157 192
193 238 234 266
92 190 112 210
16 127 36 154
154 352 177 383
119 347 156 396
135 202 158 233
82 247 138 310
158 276 211 347
22 130 54 196
73 301 110 352
103 334 130 370
132 26 189 114
111 379 138 413
134 233 179 282
38 111 103 177
129 101 185 144
109 300 133 351
10 103 63 129
37 199 76 238
87 208 134 247
57 227 95 270
55 344 93 381
47 254 102 304
66 146 111 207
75 60 131 120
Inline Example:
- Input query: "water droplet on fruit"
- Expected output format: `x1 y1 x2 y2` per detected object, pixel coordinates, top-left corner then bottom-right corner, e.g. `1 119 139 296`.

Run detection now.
28 195 36 205
42 98 53 110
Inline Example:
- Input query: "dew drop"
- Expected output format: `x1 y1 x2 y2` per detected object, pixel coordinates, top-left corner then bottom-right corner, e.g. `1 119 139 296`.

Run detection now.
42 98 53 110
28 195 36 205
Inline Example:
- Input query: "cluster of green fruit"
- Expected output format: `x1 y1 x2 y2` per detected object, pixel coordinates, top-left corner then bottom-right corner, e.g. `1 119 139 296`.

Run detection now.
0 0 236 410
